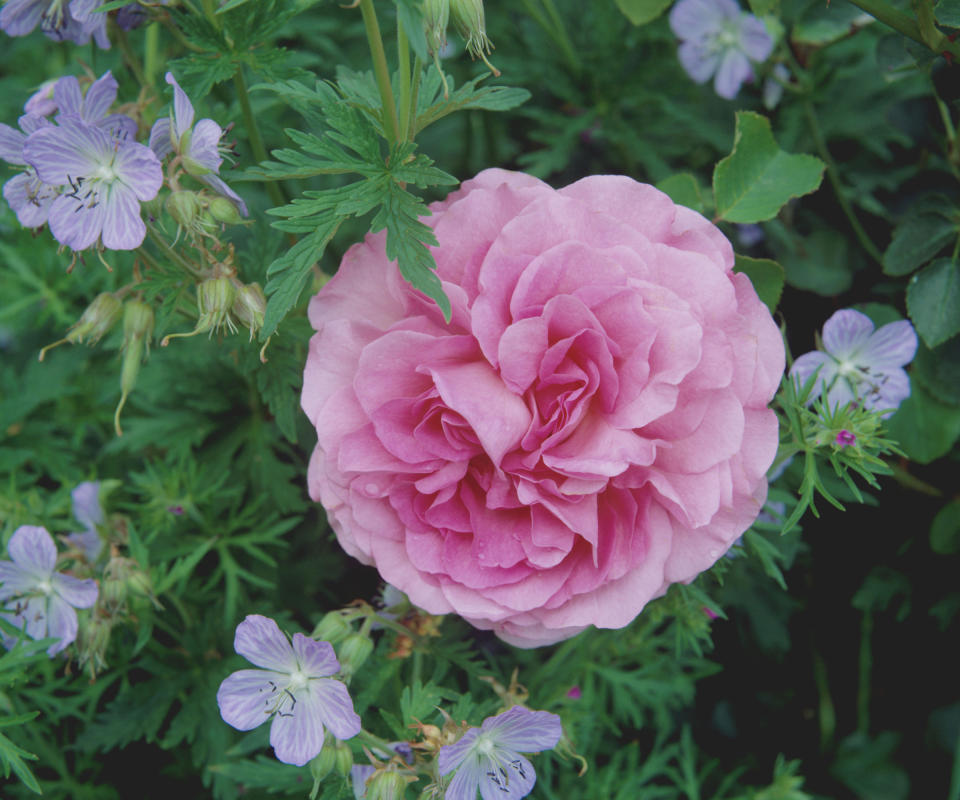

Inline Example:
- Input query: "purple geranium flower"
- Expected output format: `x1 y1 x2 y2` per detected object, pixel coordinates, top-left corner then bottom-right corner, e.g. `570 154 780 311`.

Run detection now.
149 72 247 216
0 525 98 656
0 113 58 228
438 706 562 800
790 309 918 417
24 79 58 116
0 0 109 48
66 481 105 562
669 0 773 100
217 615 362 766
54 71 138 141
23 120 162 251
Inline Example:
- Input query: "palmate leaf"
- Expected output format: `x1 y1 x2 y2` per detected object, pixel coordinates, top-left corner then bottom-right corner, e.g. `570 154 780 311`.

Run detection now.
256 79 458 335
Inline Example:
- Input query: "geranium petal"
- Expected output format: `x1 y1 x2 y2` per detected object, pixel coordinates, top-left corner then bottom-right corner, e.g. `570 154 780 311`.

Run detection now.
234 614 297 672
0 562 37 598
7 525 56 575
0 123 26 164
669 0 738 39
199 174 248 216
480 752 536 800
71 481 103 529
217 668 286 731
48 193 105 251
269 686 327 766
81 70 118 124
291 633 339 678
438 729 480 775
188 118 223 171
739 15 773 62
714 49 751 99
482 706 562 752
444 753 482 800
101 184 146 250
677 40 719 84
23 121 107 185
53 76 84 119
309 678 361 740
821 309 874 361
45 594 79 655
112 140 163 201
51 573 98 608
789 351 832 398
859 320 918 370
0 0 46 36
149 117 174 160
166 72 195 138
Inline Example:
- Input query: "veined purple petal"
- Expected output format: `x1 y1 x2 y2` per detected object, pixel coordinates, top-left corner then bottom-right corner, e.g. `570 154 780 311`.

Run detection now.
0 123 26 165
438 728 480 775
789 351 833 396
309 678 361 740
291 633 339 678
71 482 104 529
112 140 163 201
188 118 224 171
99 113 138 142
0 0 45 36
269 685 327 766
824 376 857 412
2 595 48 643
714 48 752 99
23 121 108 186
3 172 56 228
54 76 84 120
482 751 536 799
669 0 738 40
0 561 37 598
166 72 195 140
859 320 918 370
200 174 249 217
7 526 56 575
24 79 58 116
69 0 100 23
217 668 288 730
148 117 174 160
444 760 481 800
234 615 297 672
19 113 52 136
677 40 720 84
101 183 146 250
46 593 79 655
739 15 773 62
81 71 118 124
47 192 106 251
482 707 562 753
351 764 375 798
869 368 910 416
66 528 103 562
822 309 875 361
51 573 98 608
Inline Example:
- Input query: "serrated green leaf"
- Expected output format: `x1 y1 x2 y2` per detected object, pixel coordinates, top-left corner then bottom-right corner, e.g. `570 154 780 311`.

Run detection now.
656 173 706 214
713 112 825 223
734 255 785 313
614 0 672 25
262 217 342 339
883 213 957 276
906 258 960 348
913 337 960 406
0 730 41 795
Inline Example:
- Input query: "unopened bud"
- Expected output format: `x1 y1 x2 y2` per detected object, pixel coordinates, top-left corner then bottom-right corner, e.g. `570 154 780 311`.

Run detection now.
208 195 244 225
115 300 154 436
166 190 201 228
232 282 266 341
77 612 113 678
161 276 237 347
311 611 353 646
102 558 132 611
367 769 408 800
450 0 499 75
338 632 374 677
334 739 354 776
309 737 337 784
424 0 450 54
39 293 122 360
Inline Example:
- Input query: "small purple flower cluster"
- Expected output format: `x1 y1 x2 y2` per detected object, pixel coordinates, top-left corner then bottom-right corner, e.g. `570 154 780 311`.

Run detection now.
0 70 246 254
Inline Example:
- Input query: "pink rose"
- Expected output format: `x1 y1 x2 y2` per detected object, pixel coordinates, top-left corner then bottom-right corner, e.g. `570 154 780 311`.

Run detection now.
301 169 785 647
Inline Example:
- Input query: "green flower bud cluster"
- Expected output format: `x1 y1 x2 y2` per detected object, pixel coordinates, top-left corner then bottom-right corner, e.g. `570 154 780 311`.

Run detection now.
421 0 498 97
165 190 245 241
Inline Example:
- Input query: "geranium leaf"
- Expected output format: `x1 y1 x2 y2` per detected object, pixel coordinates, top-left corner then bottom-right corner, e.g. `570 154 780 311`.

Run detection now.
613 0 672 26
906 258 960 348
734 255 785 313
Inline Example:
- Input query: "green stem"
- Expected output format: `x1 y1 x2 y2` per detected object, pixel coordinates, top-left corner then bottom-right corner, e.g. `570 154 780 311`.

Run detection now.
397 20 412 143
146 225 206 279
857 610 872 735
406 58 423 142
803 100 884 264
539 0 582 75
116 27 149 87
159 14 204 53
144 21 160 86
845 0 960 59
233 67 285 209
812 647 836 752
359 0 400 147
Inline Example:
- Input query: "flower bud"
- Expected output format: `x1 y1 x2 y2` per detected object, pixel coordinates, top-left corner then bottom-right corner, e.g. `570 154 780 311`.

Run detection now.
77 612 113 678
166 190 201 228
338 632 374 677
102 557 133 611
39 293 122 361
309 738 338 784
161 276 237 347
232 282 266 341
366 769 408 800
424 0 450 55
449 0 499 75
311 611 353 645
334 739 354 776
115 300 154 436
208 195 244 225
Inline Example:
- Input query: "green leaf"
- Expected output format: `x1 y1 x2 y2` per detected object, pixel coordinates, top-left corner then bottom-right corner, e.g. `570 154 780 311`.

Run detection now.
936 0 960 27
216 0 255 11
770 226 857 296
882 214 957 276
713 112 825 224
885 384 960 464
734 255 785 312
0 729 41 795
913 337 960 406
262 217 342 339
906 258 960 348
396 0 430 62
613 0 673 26
93 0 132 11
930 500 960 554
656 173 706 214
747 0 780 14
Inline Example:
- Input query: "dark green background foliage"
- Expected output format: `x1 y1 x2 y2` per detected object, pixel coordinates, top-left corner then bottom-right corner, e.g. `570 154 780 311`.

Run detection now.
0 0 959 798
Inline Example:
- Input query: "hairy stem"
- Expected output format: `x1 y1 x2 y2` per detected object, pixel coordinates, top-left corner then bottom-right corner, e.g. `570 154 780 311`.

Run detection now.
359 0 400 147
233 67 285 209
397 20 412 143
